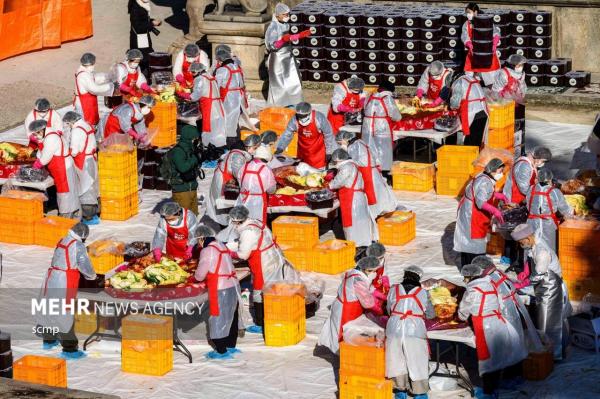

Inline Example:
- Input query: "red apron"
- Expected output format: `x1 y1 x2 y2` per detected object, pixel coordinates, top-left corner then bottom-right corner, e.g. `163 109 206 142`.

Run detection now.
120 63 143 98
239 160 268 225
44 132 71 194
510 158 536 204
199 74 225 133
219 65 248 108
458 78 486 137
527 186 560 227
471 286 505 361
502 68 520 96
43 239 81 303
337 271 365 341
297 111 327 169
165 210 189 259
364 95 393 141
219 149 245 193
357 141 376 205
28 110 55 150
103 102 141 139
491 272 520 307
182 57 196 89
246 223 277 291
338 166 364 228
327 81 361 134
74 71 99 126
464 21 500 73
371 266 389 295
205 243 237 316
73 125 97 170
391 286 425 320
458 175 495 239
426 70 450 100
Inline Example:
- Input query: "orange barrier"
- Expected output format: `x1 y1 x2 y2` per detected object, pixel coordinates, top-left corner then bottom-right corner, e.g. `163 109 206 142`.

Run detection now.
0 0 93 61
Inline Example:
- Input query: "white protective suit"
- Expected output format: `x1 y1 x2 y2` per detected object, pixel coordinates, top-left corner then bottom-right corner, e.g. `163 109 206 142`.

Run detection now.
526 183 573 251
416 67 453 100
99 101 148 140
69 119 99 211
386 284 435 394
172 49 211 81
195 240 244 338
328 159 379 247
190 72 227 148
453 173 495 255
206 149 251 226
36 231 96 333
235 158 277 226
215 60 246 138
458 275 518 375
318 268 375 354
73 66 113 121
115 62 148 92
492 67 527 102
361 91 402 172
151 210 198 253
502 156 536 203
346 138 397 216
24 109 63 142
38 131 80 215
265 15 303 106
450 74 489 145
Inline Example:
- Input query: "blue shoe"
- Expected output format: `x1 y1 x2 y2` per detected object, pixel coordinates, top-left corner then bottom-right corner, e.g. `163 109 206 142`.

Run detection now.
474 388 496 399
500 256 511 265
246 325 263 334
226 347 241 354
42 340 59 350
202 160 218 169
394 392 407 399
414 395 428 399
82 215 100 225
205 350 233 360
59 350 86 360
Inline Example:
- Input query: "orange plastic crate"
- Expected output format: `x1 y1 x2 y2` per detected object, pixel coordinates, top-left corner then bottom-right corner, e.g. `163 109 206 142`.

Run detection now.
488 100 515 129
377 211 416 246
101 192 139 221
272 215 319 247
559 219 600 256
523 350 554 381
265 317 306 347
314 240 356 274
90 252 125 274
264 283 306 322
0 196 44 222
259 107 295 133
391 161 435 192
0 220 35 245
487 232 505 256
340 342 386 379
282 132 298 158
436 172 471 197
436 145 479 175
13 355 67 388
121 314 173 376
564 278 600 301
487 125 515 150
146 101 177 148
339 372 393 399
33 216 78 247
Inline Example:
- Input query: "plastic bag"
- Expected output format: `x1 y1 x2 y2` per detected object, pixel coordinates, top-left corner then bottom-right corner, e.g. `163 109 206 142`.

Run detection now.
124 241 151 258
16 166 49 182
342 315 385 347
99 134 135 152
262 282 306 297
0 185 47 202
299 272 325 303
391 161 435 180
88 239 126 256
315 239 348 251
472 147 514 170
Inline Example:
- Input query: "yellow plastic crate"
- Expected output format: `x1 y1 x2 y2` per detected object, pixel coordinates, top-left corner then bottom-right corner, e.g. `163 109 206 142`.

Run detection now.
564 279 600 301
487 125 515 150
281 245 316 271
0 220 35 245
33 216 78 248
99 173 138 199
313 240 356 275
90 252 124 274
436 172 471 197
98 150 137 178
377 211 416 247
101 192 139 221
121 314 173 376
391 162 435 192
339 373 393 399
340 342 386 379
264 317 306 347
436 145 479 175
264 283 306 323
282 132 298 158
0 196 44 222
488 100 515 129
13 355 67 388
74 312 105 335
272 215 319 247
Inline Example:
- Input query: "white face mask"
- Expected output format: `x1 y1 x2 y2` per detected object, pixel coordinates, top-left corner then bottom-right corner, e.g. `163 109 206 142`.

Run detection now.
536 161 545 169
36 111 48 118
367 272 377 281
281 16 290 23
166 218 179 226
515 66 524 74
493 172 504 181
467 12 474 21
431 73 442 80
85 65 95 73
186 57 196 63
298 115 311 126
129 62 140 69
141 107 151 116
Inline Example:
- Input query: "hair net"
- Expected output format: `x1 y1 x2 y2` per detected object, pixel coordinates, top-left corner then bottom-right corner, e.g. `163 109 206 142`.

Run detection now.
347 77 365 92
429 61 444 76
34 98 51 112
189 62 206 74
532 146 552 161
461 264 483 277
274 2 290 16
160 202 182 217
331 148 351 162
62 111 82 124
537 168 553 183
255 145 273 162
466 2 480 12
356 256 380 271
379 79 395 93
260 130 278 145
29 120 48 133
405 265 424 279
71 223 90 240
126 48 144 61
471 255 495 268
80 52 96 66
229 205 250 222
295 102 312 116
507 54 527 67
243 133 261 148
335 129 356 144
484 158 504 174
184 44 200 57
366 242 386 258
215 45 232 62
195 224 216 239
511 223 534 241
138 95 156 108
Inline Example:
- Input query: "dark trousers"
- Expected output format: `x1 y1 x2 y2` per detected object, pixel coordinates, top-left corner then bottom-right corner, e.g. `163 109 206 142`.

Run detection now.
482 370 502 394
460 252 485 268
253 301 264 327
464 111 488 147
212 303 239 354
43 323 78 352
503 361 523 380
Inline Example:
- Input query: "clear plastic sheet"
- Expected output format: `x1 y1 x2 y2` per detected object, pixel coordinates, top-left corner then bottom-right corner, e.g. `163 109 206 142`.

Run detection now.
0 185 47 202
342 314 385 347
99 134 135 152
87 239 126 256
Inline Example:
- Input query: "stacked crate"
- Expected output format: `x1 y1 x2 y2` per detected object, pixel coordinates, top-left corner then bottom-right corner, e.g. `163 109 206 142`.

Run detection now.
146 101 177 148
377 211 416 246
33 216 78 247
391 161 435 192
487 232 505 256
436 145 479 196
558 219 600 300
0 196 44 244
339 342 391 399
13 355 67 388
263 283 306 346
258 107 297 157
121 314 173 376
98 148 139 221
487 101 515 152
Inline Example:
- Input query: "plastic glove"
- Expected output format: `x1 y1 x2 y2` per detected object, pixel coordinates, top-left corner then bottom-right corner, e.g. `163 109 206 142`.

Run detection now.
29 135 39 144
369 302 384 316
127 129 140 140
337 103 354 113
229 251 239 260
513 278 530 290
140 83 156 94
153 248 162 262
176 74 186 85
185 245 193 260
178 91 192 101
431 97 443 106
372 290 387 301
518 261 530 281
32 159 43 169
493 192 509 203
324 171 336 182
492 36 500 51
119 83 133 95
273 39 286 49
415 89 424 99
481 202 504 224
465 41 473 51
381 275 390 292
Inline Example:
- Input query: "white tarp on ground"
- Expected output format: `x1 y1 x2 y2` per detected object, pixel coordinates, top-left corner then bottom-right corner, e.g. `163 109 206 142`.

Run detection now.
1 115 599 398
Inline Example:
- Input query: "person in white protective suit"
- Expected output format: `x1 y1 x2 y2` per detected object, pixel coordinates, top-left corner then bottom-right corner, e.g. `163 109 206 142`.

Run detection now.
24 98 63 148
64 112 99 225
450 71 488 147
265 3 306 106
115 48 156 98
36 223 96 359
336 129 398 216
100 95 156 143
235 144 277 226
328 149 379 249
361 80 402 174
503 146 552 204
386 266 435 399
73 52 114 127
458 263 516 399
30 120 80 218
327 76 367 135
181 62 227 149
173 43 210 89
526 168 573 252
214 44 247 148
152 202 197 262
194 225 244 360
228 206 299 334
511 224 571 360
492 54 527 102
318 257 379 354
414 61 453 106
454 158 507 267
259 130 285 169
204 134 256 228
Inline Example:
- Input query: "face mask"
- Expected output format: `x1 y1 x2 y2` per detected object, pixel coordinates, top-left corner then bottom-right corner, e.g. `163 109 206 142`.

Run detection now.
467 13 474 21
281 16 290 23
186 57 196 63
340 143 348 151
431 73 442 80
515 66 524 74
141 107 151 116
298 115 311 126
536 161 545 169
520 243 532 249
166 218 180 226
129 62 139 69
493 172 504 181
85 65 95 73
367 272 377 281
